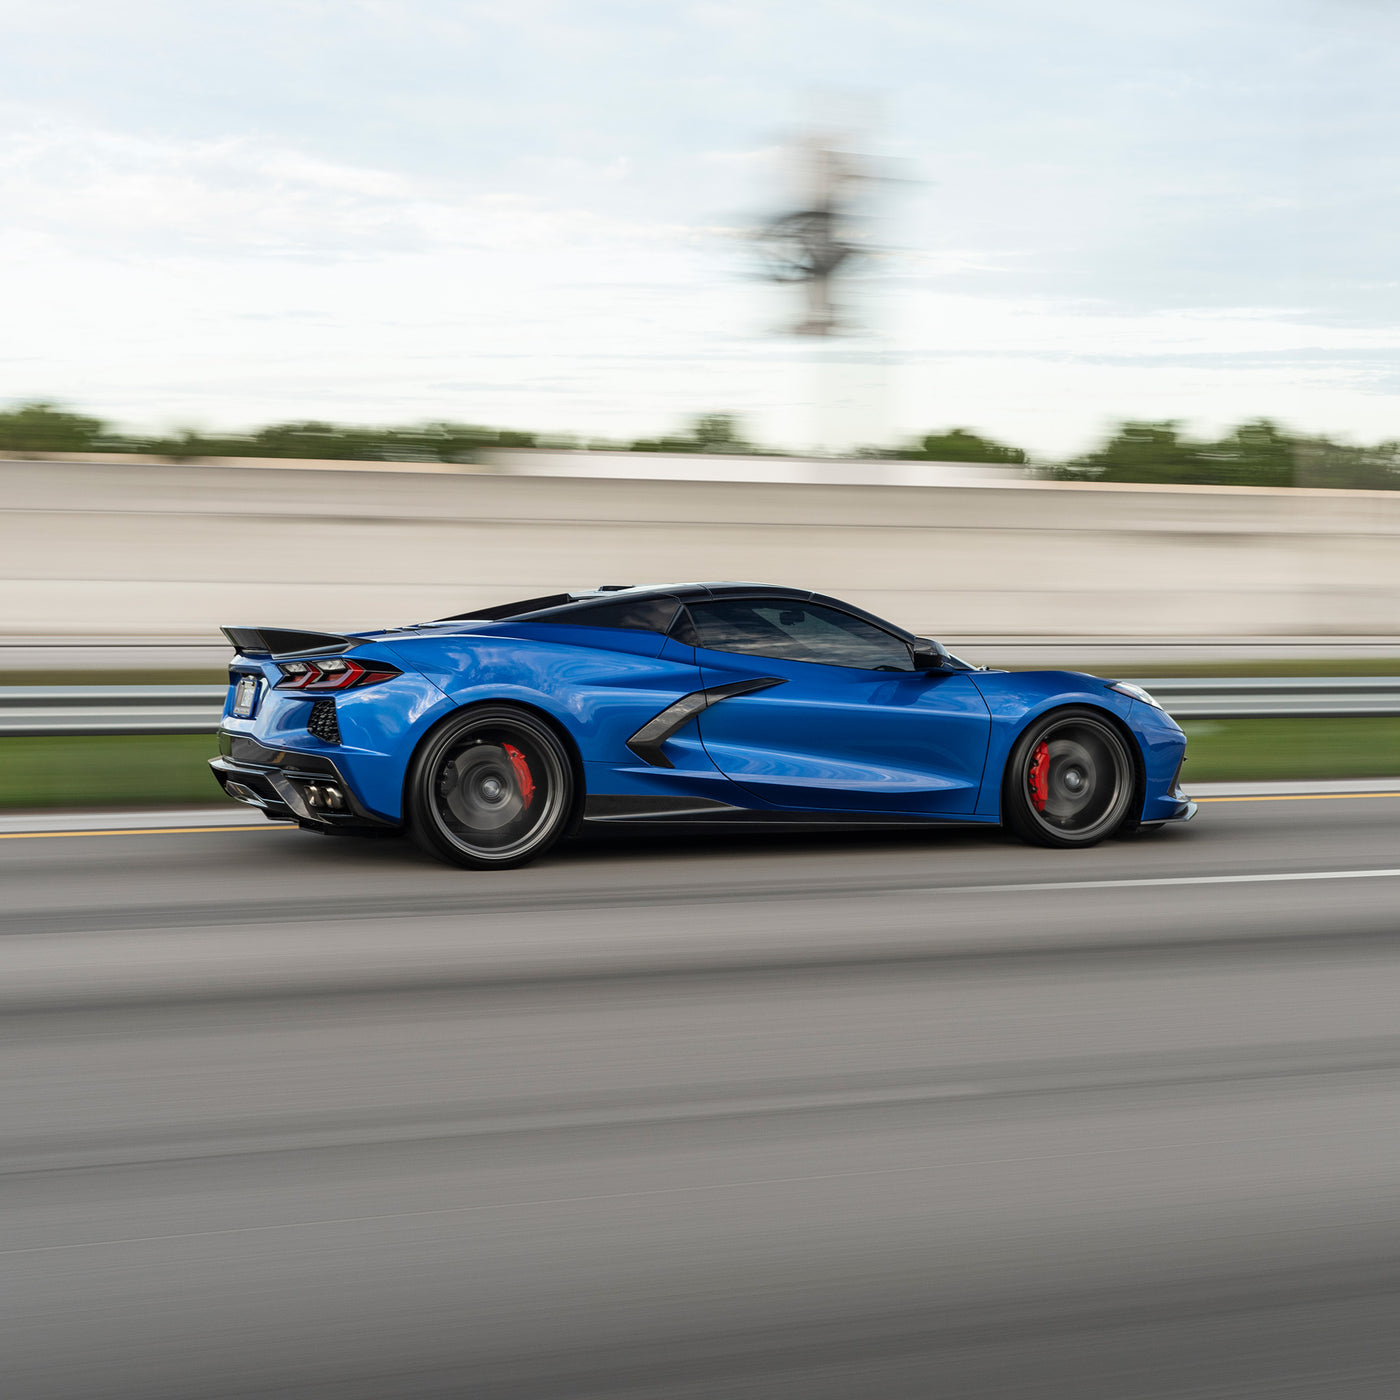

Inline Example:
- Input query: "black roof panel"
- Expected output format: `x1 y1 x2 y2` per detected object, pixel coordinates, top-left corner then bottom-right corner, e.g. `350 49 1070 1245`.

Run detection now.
427 583 925 645
436 582 808 624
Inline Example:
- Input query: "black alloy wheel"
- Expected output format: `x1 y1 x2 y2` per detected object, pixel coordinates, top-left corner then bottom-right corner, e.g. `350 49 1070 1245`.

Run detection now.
1003 707 1136 848
408 706 574 869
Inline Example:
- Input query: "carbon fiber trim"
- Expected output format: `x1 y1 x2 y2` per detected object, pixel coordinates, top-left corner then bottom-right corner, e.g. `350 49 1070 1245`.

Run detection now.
217 731 341 775
208 752 394 830
582 795 746 822
220 626 354 659
625 677 786 769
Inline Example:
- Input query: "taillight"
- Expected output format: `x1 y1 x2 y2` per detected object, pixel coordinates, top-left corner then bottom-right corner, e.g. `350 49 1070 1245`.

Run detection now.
275 658 402 691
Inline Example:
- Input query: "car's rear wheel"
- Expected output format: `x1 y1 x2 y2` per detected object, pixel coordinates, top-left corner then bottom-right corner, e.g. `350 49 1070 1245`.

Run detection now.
408 706 574 870
1002 708 1136 848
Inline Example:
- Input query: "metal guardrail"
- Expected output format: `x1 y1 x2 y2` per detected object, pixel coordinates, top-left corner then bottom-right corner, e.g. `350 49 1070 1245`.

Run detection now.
0 686 227 736
2 677 1400 737
1136 677 1400 719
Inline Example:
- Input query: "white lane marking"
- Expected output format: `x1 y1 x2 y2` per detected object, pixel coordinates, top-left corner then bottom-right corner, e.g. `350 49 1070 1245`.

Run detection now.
1189 778 1400 798
0 806 271 835
941 869 1400 896
1196 792 1400 804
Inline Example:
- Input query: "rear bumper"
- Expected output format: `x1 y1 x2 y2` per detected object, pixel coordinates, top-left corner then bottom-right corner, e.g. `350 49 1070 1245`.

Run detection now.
209 732 397 830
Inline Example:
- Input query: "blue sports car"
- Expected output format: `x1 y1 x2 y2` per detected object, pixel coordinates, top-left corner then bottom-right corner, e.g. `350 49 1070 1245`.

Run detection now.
211 582 1194 869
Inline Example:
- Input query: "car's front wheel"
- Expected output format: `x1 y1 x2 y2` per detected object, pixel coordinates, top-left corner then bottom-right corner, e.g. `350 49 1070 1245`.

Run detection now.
1002 708 1136 848
407 706 574 870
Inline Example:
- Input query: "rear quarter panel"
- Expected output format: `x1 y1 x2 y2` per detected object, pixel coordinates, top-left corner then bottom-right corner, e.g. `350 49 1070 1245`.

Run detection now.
382 627 740 810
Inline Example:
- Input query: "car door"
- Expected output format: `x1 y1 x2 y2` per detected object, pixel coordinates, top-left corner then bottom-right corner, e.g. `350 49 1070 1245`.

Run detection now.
683 597 991 816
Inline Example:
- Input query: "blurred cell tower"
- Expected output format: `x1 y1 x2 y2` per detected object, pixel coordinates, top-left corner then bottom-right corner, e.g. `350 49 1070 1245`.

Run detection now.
754 131 870 337
752 124 885 454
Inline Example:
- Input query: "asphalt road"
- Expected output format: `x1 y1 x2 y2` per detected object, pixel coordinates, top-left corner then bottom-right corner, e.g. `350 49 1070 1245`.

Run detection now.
3 795 1400 1398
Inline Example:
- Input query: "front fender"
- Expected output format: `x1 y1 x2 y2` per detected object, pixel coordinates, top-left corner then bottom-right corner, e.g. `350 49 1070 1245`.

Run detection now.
968 670 1141 822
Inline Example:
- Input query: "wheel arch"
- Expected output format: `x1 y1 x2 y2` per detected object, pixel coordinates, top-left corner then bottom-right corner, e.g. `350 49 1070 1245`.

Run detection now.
400 697 589 837
997 701 1146 830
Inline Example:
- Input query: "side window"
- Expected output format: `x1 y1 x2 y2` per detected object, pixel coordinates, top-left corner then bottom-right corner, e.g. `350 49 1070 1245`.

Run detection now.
684 599 913 671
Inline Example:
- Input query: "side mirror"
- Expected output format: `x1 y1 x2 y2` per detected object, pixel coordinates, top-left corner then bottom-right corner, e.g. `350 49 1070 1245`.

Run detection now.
910 639 949 671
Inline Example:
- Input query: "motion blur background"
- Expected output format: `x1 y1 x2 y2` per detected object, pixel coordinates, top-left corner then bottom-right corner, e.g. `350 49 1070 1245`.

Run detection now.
2 2 1400 1397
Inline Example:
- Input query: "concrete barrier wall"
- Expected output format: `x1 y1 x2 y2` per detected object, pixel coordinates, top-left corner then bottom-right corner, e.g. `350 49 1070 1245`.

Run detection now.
3 456 1398 638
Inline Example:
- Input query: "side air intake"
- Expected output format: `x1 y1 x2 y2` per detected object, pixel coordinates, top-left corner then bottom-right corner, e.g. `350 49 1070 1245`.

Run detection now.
626 677 786 768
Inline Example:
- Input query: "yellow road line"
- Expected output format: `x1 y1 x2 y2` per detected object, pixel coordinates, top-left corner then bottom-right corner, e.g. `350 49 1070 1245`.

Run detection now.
1195 791 1400 804
0 824 294 841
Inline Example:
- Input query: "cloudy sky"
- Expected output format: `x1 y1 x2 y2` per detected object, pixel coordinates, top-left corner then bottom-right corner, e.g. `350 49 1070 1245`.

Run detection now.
1 0 1398 455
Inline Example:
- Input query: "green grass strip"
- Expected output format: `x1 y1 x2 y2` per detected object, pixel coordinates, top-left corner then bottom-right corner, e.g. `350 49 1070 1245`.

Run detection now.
0 734 230 809
1180 717 1400 782
1 720 1397 811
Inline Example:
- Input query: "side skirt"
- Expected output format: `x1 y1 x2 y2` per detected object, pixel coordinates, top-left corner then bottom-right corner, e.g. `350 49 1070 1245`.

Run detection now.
580 795 988 829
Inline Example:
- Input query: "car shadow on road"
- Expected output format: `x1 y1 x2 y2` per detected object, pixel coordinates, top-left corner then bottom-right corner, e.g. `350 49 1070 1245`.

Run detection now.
281 812 1197 879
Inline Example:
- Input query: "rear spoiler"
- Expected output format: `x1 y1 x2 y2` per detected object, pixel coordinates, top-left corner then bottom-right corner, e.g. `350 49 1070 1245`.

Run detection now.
220 626 355 659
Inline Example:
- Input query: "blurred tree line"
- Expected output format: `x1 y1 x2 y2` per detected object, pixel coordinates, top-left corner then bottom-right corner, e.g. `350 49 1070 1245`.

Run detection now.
2 401 1397 489
0 405 774 461
1042 420 1400 490
0 402 538 462
867 428 1028 464
626 414 774 454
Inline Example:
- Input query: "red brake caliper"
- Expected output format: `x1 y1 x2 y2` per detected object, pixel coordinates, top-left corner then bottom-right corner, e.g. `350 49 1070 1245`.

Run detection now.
502 744 535 809
1028 740 1049 812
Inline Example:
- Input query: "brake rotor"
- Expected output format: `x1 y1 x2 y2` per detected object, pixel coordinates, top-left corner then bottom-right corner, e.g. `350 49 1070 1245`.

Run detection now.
441 744 528 831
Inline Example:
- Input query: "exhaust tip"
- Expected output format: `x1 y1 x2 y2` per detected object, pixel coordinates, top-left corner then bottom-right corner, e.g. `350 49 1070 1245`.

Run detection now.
224 780 265 807
304 783 346 813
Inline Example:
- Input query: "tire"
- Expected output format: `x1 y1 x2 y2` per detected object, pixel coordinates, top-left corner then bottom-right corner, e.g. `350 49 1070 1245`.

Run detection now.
407 705 575 870
1002 707 1137 849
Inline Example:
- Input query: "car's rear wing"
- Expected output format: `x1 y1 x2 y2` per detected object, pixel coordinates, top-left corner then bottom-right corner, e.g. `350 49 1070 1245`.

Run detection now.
220 626 356 659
